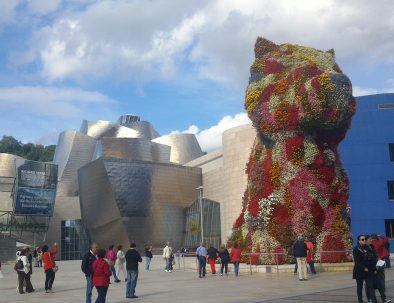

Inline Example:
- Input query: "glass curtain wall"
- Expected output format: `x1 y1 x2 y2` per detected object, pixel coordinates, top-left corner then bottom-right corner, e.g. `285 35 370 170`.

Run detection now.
183 199 221 249
61 219 89 260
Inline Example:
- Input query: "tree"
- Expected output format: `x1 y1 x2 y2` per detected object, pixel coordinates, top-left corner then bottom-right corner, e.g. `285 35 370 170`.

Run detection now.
0 135 56 162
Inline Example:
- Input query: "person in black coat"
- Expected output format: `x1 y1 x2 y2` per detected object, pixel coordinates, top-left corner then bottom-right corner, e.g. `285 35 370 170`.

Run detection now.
125 243 142 299
353 235 377 303
292 236 308 281
218 244 230 276
207 245 218 274
81 243 99 303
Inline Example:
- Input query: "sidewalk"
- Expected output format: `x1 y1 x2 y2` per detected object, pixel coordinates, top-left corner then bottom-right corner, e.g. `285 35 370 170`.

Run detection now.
0 257 393 303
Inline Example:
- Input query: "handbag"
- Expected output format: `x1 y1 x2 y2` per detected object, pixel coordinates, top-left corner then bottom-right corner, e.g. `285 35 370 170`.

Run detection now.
49 253 59 272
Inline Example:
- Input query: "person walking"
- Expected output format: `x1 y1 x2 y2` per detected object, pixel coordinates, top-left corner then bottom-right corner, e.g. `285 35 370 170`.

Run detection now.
125 243 142 299
37 248 43 268
218 244 230 276
106 245 120 283
305 237 316 274
371 234 390 292
144 245 153 271
230 243 242 277
25 248 35 293
353 235 377 303
366 235 391 303
196 242 208 278
81 243 99 303
207 244 218 274
293 236 308 281
33 247 38 267
163 241 173 273
42 242 58 293
15 247 33 294
92 249 112 303
116 245 127 281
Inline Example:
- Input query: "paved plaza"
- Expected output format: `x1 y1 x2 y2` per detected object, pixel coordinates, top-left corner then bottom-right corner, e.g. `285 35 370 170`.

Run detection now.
0 257 393 303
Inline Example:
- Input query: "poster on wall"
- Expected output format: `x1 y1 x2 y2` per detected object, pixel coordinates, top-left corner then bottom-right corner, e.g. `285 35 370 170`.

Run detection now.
14 160 58 216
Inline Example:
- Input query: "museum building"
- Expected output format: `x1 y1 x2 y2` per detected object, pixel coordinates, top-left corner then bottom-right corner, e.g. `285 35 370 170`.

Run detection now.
1 93 394 260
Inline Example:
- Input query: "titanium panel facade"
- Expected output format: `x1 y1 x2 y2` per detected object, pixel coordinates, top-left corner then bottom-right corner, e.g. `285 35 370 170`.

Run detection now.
0 153 23 178
78 157 202 250
80 120 141 139
153 133 204 164
53 131 97 196
92 138 171 163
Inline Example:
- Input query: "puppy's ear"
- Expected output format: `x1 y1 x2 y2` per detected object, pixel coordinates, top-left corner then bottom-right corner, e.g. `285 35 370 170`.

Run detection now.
326 48 335 58
254 37 279 58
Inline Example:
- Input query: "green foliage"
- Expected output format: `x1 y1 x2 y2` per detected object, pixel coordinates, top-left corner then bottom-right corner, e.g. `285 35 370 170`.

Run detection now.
0 135 56 162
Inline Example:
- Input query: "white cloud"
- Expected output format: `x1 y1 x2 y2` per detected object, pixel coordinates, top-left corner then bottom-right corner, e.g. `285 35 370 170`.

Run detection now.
0 0 22 30
16 0 394 88
172 112 251 151
0 86 114 118
26 0 61 15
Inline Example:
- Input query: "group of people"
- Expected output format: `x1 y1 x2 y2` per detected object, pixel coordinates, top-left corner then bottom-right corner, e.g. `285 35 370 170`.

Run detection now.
292 236 317 281
14 242 58 294
195 242 241 278
82 242 143 303
353 234 391 303
10 236 392 303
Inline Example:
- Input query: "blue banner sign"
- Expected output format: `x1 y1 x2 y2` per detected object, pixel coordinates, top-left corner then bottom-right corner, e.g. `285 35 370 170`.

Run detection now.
14 160 58 216
15 187 56 215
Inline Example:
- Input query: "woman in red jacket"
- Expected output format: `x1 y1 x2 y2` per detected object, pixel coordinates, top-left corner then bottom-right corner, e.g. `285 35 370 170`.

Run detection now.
92 249 112 303
41 243 58 293
230 243 242 277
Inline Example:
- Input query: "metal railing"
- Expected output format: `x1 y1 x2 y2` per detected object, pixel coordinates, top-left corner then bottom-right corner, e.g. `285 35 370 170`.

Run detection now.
174 250 353 274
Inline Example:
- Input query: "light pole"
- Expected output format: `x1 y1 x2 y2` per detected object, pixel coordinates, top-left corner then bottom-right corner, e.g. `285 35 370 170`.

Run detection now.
196 186 204 243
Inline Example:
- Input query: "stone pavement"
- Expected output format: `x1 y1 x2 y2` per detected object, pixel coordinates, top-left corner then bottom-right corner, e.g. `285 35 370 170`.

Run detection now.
0 257 393 303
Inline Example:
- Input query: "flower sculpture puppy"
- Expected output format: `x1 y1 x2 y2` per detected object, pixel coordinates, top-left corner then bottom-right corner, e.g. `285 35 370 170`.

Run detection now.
232 37 356 263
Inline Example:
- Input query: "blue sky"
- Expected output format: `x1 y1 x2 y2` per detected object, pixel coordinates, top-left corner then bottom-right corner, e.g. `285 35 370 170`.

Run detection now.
0 0 394 151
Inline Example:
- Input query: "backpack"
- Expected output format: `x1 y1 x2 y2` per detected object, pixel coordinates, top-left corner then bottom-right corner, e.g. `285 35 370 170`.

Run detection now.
14 258 24 271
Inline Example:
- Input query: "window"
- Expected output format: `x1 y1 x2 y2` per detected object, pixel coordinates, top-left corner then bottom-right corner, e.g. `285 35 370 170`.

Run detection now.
390 144 394 162
388 181 394 200
61 219 89 260
385 219 394 238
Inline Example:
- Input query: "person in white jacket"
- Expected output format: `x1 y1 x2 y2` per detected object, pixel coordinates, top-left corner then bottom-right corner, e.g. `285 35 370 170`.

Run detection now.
16 248 34 294
163 241 173 273
116 245 127 281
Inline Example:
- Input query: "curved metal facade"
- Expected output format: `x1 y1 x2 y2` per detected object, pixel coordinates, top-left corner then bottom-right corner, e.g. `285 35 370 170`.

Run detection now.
93 138 171 163
152 133 204 164
53 131 97 196
80 120 141 139
0 153 23 177
126 121 160 140
78 157 202 250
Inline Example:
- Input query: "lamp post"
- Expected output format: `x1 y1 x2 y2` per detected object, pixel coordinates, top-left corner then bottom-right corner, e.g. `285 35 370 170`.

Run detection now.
196 186 204 243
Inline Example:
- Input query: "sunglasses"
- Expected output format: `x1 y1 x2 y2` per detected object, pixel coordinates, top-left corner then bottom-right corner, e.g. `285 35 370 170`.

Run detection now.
359 238 366 241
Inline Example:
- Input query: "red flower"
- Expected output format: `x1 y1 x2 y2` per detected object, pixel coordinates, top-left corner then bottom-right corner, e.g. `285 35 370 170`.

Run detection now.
264 58 283 74
311 77 321 90
311 200 325 228
316 165 335 184
234 212 244 229
321 234 348 263
271 204 291 225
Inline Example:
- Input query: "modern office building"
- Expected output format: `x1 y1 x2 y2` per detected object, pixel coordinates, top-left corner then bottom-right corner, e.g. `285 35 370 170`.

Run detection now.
340 93 394 246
